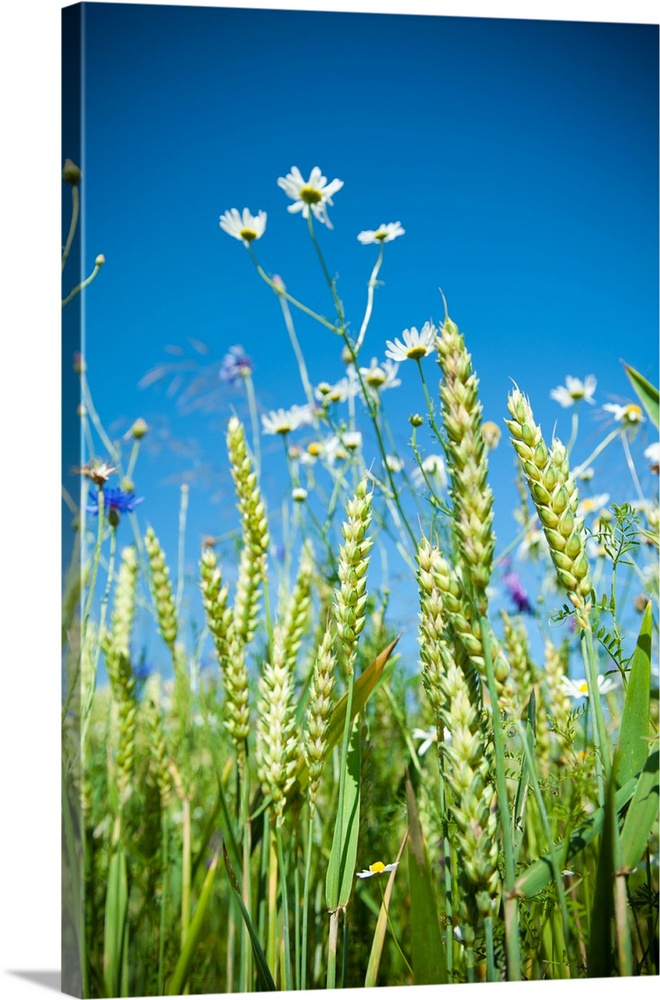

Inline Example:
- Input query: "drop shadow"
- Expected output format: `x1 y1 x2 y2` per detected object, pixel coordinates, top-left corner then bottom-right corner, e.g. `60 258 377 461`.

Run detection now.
7 971 61 992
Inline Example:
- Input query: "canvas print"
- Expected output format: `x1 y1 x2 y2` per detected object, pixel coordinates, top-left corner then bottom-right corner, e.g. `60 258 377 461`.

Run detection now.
61 2 659 996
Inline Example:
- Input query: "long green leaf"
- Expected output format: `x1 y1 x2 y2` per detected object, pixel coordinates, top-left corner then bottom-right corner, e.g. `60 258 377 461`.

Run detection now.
405 772 447 985
167 850 220 996
296 635 399 794
515 774 639 898
221 840 276 991
364 828 409 988
586 773 616 977
325 719 362 911
614 601 653 788
103 846 128 999
623 361 659 428
619 748 660 872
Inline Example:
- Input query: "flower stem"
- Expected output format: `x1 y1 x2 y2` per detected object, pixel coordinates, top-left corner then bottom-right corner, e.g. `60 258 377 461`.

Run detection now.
355 244 384 353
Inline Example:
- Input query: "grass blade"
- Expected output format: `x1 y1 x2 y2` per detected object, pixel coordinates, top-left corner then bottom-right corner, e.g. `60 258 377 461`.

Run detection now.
586 772 616 977
167 849 220 996
622 361 659 427
405 771 448 985
619 748 659 872
325 719 362 911
221 839 276 991
614 601 653 789
364 828 409 988
103 842 128 999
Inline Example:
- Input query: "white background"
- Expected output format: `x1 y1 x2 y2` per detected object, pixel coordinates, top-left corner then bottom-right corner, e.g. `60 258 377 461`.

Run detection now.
0 1 657 998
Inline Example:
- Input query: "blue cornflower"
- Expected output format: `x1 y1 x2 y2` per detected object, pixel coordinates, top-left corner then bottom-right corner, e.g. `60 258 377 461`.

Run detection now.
219 344 254 385
87 487 144 518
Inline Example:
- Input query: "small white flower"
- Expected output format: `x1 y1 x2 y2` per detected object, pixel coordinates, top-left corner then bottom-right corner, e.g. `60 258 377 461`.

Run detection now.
384 454 404 473
277 165 343 229
561 674 618 700
576 466 595 482
577 494 610 518
303 435 344 465
412 454 447 491
356 861 399 879
550 375 597 408
603 402 645 425
644 441 660 466
342 431 362 451
360 357 401 391
518 525 547 560
292 487 308 502
412 726 451 756
357 221 405 244
316 373 359 404
261 404 311 436
385 322 437 363
219 207 267 246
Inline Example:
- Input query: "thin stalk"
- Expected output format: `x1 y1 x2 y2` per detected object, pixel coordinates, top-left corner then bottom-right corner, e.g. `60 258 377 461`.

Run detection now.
620 430 645 501
248 247 340 333
415 358 443 442
62 258 104 307
176 484 189 620
326 909 340 990
484 916 496 982
580 627 611 804
479 614 522 981
79 370 117 461
124 437 141 482
300 808 315 991
243 372 262 476
437 751 454 981
62 184 80 271
276 823 293 991
571 427 620 479
514 719 577 975
566 408 580 457
239 752 252 992
157 811 170 997
267 818 278 985
181 798 192 992
275 290 318 417
355 244 384 352
376 880 413 979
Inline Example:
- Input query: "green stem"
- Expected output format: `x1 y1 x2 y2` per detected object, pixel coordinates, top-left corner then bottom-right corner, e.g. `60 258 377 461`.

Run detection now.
571 427 620 479
248 248 340 333
157 810 170 997
416 358 443 442
62 259 104 307
275 289 318 417
479 614 521 981
484 916 496 982
355 244 384 352
581 626 611 803
243 372 262 476
300 808 314 991
62 184 80 272
377 880 413 979
276 822 293 991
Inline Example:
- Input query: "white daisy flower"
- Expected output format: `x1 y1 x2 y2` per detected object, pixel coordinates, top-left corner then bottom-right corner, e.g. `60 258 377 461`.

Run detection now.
261 404 311 436
342 431 362 451
577 494 610 518
518 525 547 561
412 454 447 491
357 222 405 244
603 402 645 425
412 726 451 756
292 487 308 502
384 454 404 473
356 861 399 879
644 441 660 467
316 373 359 404
303 435 344 466
550 375 597 408
561 674 618 700
219 207 267 246
385 322 437 362
277 165 343 229
360 357 401 391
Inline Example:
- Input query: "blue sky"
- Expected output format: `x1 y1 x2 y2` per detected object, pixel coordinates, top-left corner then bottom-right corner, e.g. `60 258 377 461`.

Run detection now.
61 1 659 666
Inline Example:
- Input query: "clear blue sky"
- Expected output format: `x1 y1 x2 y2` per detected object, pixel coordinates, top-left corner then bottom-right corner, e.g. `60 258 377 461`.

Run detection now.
62 2 659 664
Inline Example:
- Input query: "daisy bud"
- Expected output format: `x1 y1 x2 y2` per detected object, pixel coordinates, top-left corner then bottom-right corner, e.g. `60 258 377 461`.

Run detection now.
130 418 148 439
410 413 424 427
63 158 82 185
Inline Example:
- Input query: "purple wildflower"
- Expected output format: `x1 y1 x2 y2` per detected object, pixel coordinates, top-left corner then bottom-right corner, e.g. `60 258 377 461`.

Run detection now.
502 569 534 615
87 487 144 517
219 344 254 386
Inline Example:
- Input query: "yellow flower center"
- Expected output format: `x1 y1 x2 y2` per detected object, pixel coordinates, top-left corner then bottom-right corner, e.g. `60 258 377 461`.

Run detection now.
623 404 643 423
369 861 386 874
406 345 428 360
374 229 388 240
239 227 258 242
299 185 323 205
577 681 589 696
307 442 323 457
